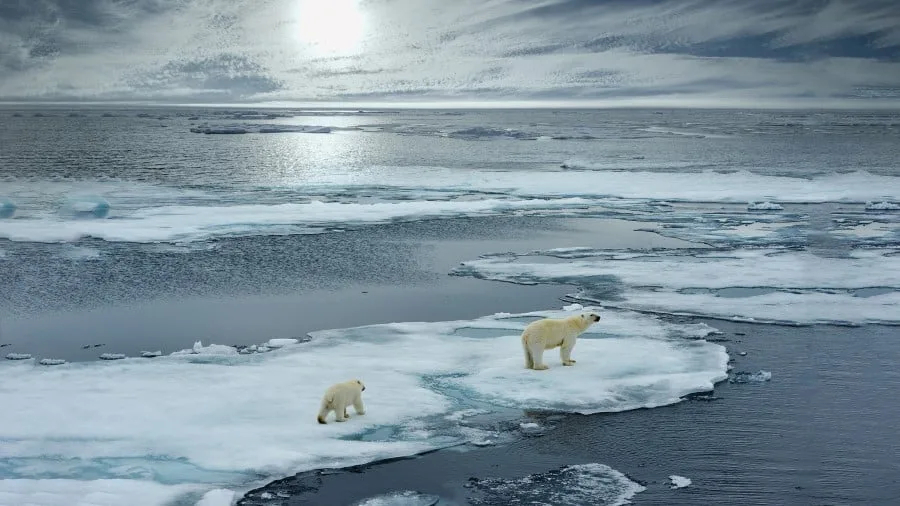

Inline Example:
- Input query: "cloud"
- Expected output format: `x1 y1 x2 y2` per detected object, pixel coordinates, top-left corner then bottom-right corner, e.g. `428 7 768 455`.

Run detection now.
0 0 898 106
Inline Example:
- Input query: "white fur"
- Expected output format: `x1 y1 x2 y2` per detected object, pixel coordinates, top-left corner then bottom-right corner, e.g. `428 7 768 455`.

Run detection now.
317 379 366 424
521 312 601 370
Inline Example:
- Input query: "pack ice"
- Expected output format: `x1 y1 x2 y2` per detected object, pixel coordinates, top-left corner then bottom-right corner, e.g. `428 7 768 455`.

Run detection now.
0 307 727 505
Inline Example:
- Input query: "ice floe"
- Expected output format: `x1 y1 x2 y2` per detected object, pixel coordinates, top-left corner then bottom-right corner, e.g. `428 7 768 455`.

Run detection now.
0 197 16 218
0 308 726 506
669 475 692 489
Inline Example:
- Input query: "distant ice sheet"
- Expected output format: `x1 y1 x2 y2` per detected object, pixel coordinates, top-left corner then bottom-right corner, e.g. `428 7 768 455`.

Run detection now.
0 308 726 506
190 123 331 134
0 197 590 243
453 248 900 325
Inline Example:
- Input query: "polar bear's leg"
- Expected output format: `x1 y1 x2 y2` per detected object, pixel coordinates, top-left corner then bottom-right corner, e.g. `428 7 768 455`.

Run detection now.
529 341 549 370
353 395 366 416
560 336 577 366
334 401 349 422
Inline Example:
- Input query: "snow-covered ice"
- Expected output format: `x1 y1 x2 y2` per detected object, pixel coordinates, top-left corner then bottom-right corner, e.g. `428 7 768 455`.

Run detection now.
5 353 32 360
0 308 726 506
669 475 692 489
190 123 331 135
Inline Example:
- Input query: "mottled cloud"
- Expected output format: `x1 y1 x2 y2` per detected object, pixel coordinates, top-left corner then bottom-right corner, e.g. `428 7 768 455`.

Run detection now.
0 0 898 106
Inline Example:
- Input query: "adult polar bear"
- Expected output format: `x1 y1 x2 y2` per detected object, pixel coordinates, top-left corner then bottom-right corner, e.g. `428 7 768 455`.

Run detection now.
317 379 366 424
521 312 601 370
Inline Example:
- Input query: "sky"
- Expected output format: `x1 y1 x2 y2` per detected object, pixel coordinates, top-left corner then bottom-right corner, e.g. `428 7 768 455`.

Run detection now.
0 0 899 107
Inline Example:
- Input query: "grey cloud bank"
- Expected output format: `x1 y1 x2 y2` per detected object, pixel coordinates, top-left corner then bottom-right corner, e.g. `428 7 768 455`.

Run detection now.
0 0 898 107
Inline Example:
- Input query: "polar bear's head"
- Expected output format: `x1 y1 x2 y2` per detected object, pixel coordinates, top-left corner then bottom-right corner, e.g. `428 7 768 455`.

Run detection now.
354 379 366 391
581 312 601 323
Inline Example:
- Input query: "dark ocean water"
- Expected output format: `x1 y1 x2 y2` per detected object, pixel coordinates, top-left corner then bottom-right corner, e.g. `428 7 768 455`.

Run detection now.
0 106 898 505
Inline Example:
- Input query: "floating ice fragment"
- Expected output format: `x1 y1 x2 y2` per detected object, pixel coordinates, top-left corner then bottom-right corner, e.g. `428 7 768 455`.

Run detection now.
563 303 584 311
729 371 772 383
62 197 110 218
5 353 32 360
141 351 162 358
747 201 784 211
172 341 238 356
39 358 67 366
468 463 645 506
519 422 540 429
100 353 127 360
0 197 16 218
865 201 900 210
669 475 692 489
352 490 441 506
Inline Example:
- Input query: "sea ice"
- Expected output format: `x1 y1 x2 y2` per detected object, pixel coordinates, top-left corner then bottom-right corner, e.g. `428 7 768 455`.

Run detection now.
99 353 127 360
38 358 66 366
0 308 726 506
141 351 162 358
0 479 203 506
61 197 111 218
669 475 692 489
265 338 299 348
5 353 32 360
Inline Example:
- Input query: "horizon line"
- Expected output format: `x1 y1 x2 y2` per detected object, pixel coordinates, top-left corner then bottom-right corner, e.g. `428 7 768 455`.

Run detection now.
2 97 900 111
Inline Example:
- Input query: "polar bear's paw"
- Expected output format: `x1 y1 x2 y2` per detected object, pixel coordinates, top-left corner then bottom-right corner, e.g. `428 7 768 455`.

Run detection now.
563 359 576 366
533 364 549 371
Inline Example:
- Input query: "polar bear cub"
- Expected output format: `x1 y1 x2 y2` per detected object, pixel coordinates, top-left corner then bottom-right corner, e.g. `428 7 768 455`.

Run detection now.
521 312 601 370
317 379 366 424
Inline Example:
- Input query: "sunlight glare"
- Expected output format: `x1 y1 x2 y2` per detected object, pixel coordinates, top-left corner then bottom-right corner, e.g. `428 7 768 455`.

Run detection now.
294 0 366 56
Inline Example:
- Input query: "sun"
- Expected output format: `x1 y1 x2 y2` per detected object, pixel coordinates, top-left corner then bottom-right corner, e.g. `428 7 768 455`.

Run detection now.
294 0 366 56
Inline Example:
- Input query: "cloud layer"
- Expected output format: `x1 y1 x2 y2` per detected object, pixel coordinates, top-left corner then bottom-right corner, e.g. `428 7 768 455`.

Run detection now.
1 0 898 106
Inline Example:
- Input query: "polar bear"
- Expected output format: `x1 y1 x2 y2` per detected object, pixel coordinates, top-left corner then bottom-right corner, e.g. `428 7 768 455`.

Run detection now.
317 379 366 424
521 312 601 370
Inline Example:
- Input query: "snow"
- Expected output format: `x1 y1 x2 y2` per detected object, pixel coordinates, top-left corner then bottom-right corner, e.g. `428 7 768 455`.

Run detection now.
0 308 726 506
0 479 202 506
669 475 692 489
265 338 299 348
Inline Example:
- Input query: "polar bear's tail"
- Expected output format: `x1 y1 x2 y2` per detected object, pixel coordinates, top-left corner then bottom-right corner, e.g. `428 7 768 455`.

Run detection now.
317 395 332 424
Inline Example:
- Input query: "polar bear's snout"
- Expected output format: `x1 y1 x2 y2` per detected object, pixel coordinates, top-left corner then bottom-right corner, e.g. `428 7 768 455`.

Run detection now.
590 313 601 322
